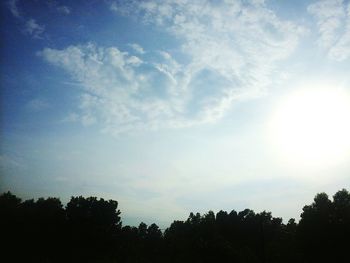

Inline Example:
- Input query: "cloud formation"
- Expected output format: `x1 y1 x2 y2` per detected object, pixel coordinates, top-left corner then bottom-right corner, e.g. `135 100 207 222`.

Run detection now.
24 18 45 39
56 5 71 15
40 0 305 134
38 43 174 133
129 43 145 54
7 0 46 39
45 0 71 15
26 98 50 111
7 0 20 18
7 0 71 40
308 0 350 61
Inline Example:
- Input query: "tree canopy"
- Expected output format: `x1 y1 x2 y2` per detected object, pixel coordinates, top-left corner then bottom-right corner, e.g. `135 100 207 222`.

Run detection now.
1 189 349 263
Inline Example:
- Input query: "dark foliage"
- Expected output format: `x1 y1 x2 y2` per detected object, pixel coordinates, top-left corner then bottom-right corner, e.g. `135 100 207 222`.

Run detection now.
1 189 349 263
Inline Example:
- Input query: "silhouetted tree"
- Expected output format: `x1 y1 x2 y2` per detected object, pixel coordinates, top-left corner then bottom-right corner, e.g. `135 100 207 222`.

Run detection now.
298 189 350 262
1 188 349 263
0 192 22 262
65 196 121 261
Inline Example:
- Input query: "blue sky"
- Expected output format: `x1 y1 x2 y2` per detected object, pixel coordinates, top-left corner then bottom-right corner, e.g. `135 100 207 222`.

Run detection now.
1 0 350 226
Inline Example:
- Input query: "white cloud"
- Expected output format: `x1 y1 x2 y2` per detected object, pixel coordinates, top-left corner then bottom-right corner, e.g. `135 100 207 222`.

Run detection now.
24 18 45 39
129 43 145 54
127 55 143 66
38 43 174 133
308 0 350 61
40 1 305 134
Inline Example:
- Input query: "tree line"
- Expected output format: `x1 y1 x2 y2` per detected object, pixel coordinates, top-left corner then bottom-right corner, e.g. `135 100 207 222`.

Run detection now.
0 189 349 263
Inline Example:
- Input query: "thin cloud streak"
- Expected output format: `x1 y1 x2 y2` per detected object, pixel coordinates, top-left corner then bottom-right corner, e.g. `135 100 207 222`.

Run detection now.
7 0 20 18
308 0 350 61
24 18 45 39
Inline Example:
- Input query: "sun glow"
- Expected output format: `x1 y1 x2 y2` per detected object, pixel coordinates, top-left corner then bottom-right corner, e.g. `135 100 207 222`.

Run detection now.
269 86 350 168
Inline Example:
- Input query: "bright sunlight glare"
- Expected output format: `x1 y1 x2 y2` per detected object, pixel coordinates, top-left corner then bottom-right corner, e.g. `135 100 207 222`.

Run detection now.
269 85 350 169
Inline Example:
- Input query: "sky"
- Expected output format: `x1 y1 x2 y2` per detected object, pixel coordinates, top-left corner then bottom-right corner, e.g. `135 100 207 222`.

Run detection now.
1 0 350 227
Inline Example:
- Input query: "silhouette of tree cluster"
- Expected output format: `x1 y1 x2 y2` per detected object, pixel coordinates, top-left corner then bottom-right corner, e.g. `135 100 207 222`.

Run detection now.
1 189 349 262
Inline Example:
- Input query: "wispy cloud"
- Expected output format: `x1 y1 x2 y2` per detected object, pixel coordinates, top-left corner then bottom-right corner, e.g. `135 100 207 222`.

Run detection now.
60 113 79 123
308 0 350 61
7 0 46 40
129 43 145 54
39 0 305 134
23 18 45 39
0 154 24 171
26 98 50 111
56 5 71 15
38 43 168 133
7 0 20 18
45 0 71 15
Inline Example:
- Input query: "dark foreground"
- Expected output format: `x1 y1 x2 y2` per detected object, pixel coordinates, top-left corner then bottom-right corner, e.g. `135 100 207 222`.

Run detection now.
1 189 349 263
